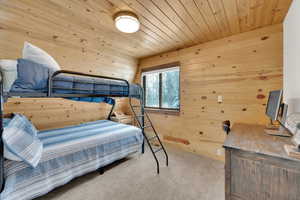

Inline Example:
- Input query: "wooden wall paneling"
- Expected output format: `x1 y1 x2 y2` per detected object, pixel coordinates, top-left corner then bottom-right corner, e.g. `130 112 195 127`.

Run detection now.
165 0 208 42
260 0 278 26
126 0 195 46
81 0 170 51
108 0 186 49
0 0 152 57
2 0 291 58
179 0 216 41
0 0 138 130
143 0 198 45
150 0 201 44
4 98 128 130
236 0 252 32
138 25 283 160
47 0 160 54
194 0 223 39
272 0 294 24
0 28 137 79
248 0 265 29
207 0 232 37
98 0 180 52
222 0 240 35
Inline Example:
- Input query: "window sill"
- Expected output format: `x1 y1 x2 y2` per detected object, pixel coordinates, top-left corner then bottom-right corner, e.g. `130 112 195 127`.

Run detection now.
144 108 180 116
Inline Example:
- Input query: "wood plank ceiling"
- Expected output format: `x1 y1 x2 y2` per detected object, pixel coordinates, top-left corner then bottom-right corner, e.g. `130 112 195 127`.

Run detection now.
0 0 293 59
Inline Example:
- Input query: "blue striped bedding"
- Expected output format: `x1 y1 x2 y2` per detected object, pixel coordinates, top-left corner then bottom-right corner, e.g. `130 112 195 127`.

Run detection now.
8 59 141 98
52 75 129 96
1 120 143 200
9 74 141 98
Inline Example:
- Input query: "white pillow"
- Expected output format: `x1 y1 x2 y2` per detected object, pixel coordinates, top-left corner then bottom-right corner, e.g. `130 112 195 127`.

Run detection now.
22 41 60 71
0 59 18 92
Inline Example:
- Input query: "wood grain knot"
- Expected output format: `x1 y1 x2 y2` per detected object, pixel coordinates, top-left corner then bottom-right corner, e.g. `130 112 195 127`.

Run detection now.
257 94 266 99
259 76 267 80
163 135 190 145
261 36 269 40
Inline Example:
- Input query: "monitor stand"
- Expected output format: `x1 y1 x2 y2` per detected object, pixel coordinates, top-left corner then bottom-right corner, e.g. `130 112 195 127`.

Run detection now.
264 125 292 137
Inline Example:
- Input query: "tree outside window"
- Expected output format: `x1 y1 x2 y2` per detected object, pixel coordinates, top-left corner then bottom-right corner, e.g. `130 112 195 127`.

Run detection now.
142 64 180 110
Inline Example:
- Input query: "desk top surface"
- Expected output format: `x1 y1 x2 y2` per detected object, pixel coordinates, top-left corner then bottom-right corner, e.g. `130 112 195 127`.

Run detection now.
224 123 297 161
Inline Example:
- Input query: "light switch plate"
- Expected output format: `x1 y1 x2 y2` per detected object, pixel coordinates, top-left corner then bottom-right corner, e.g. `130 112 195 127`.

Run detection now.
217 95 223 103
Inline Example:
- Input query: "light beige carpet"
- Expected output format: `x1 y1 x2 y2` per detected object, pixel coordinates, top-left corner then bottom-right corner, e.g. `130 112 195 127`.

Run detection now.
37 145 224 200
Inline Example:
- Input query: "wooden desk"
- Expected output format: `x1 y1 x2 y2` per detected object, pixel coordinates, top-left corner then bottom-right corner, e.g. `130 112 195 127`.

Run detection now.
224 123 300 200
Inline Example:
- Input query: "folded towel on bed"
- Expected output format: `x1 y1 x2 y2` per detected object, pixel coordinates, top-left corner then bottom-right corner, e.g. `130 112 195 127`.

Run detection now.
3 114 43 168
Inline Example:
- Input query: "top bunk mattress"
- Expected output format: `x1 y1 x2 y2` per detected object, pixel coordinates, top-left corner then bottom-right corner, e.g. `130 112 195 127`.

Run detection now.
9 73 141 98
4 59 141 98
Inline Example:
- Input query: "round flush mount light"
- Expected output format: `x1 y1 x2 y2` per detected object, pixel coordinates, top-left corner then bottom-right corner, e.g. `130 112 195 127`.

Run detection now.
114 11 140 33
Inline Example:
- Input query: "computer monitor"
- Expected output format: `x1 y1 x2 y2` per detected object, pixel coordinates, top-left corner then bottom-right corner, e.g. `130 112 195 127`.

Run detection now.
265 90 291 137
266 90 283 122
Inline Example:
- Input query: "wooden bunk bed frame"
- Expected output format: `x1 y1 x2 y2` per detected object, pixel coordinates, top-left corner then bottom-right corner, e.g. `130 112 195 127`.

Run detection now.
0 70 168 193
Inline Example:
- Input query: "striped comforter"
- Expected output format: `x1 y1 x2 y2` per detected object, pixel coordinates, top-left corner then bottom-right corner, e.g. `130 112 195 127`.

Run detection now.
1 120 143 200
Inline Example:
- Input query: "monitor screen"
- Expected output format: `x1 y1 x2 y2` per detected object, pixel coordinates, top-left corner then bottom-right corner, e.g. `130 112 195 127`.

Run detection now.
266 90 283 121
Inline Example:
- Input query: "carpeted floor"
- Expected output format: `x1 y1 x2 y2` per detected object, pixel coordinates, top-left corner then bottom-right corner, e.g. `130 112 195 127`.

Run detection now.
37 145 225 200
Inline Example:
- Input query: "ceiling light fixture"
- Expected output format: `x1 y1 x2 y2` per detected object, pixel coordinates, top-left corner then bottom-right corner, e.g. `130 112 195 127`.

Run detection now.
114 11 140 33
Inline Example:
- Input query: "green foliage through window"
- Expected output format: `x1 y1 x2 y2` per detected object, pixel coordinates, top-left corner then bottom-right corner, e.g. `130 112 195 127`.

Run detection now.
142 66 180 110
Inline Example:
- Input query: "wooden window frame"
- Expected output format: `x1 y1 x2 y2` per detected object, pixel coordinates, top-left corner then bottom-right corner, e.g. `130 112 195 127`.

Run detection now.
141 62 180 114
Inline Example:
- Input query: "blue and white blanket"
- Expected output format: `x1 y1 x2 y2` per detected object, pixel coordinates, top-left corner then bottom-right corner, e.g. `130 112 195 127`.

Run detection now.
7 59 140 99
3 114 43 167
1 120 143 200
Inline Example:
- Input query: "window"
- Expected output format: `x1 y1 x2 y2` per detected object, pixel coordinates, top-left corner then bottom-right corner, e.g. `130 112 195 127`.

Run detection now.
142 63 180 111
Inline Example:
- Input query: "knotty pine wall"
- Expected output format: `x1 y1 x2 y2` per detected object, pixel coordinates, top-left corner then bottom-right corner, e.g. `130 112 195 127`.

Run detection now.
1 29 137 130
138 24 283 160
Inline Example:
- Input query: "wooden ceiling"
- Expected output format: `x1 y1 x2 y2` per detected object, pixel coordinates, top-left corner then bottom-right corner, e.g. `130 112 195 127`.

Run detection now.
0 0 293 59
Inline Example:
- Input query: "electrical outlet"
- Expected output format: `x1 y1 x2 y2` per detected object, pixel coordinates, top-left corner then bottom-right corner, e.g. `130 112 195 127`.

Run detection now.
217 95 223 103
216 148 225 156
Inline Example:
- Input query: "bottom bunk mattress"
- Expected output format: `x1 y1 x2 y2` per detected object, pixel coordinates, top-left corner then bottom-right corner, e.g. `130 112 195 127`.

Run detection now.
1 120 143 200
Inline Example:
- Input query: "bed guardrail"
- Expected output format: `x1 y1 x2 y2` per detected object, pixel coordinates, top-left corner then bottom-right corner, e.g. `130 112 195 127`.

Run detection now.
0 71 5 192
47 70 132 120
48 70 131 96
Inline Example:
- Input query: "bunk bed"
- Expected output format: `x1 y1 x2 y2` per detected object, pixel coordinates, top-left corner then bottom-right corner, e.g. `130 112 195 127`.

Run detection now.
0 65 147 199
0 60 168 200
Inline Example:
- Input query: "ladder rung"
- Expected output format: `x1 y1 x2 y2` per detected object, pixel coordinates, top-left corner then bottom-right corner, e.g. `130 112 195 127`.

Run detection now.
153 147 163 153
131 105 141 108
142 125 152 129
136 115 144 117
147 135 157 141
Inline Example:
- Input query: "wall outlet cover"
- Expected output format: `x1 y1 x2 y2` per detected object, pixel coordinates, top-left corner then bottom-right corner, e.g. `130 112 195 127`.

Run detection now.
217 95 223 103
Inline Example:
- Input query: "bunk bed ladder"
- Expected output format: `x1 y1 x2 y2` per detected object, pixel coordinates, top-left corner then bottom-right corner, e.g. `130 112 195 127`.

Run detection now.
129 98 168 174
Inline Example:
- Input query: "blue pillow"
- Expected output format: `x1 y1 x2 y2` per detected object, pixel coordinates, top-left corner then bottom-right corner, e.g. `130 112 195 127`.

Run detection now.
11 59 53 91
2 114 43 168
